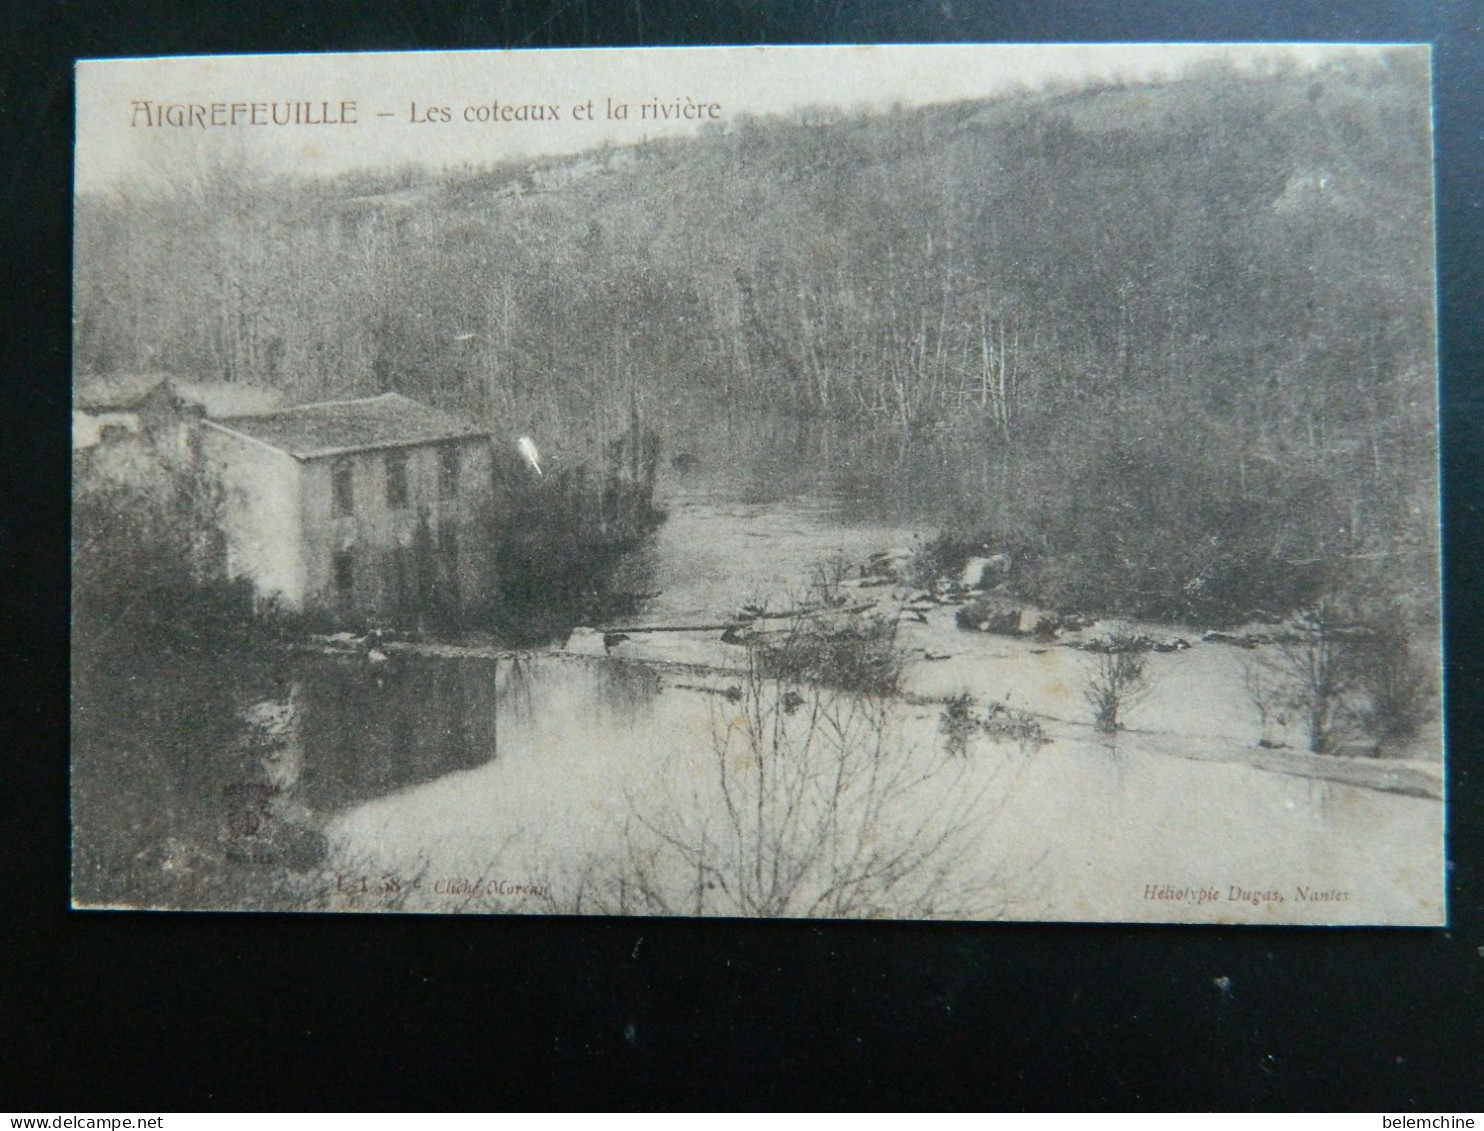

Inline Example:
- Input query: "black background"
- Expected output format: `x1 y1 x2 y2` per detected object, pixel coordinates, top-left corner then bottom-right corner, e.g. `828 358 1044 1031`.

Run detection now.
4 0 1481 1112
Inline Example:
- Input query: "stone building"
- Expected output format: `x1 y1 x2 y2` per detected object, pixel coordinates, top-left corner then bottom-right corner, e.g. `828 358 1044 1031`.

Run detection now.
73 376 284 459
199 393 496 624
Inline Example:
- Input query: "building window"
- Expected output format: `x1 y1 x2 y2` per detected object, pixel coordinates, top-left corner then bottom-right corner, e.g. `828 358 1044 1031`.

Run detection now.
333 551 354 595
439 446 460 500
386 452 409 509
437 525 459 604
332 461 354 517
392 546 414 610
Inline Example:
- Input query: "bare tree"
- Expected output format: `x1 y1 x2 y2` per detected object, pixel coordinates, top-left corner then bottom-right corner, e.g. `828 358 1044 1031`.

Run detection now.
1273 605 1350 754
1243 659 1287 748
1247 601 1436 756
565 651 1010 919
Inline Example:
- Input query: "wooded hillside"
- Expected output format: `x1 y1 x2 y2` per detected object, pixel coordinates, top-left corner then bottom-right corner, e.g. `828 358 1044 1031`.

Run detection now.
75 49 1439 625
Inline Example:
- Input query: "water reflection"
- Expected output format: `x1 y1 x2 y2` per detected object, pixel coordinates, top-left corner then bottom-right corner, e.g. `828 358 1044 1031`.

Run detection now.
315 653 1441 922
75 632 1437 920
278 652 668 816
292 655 499 811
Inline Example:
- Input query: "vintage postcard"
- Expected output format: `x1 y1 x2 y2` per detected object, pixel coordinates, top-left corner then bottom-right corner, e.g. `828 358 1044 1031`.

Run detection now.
72 45 1444 923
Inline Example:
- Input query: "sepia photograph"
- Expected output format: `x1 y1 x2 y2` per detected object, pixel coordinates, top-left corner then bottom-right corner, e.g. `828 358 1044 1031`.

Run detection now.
71 44 1444 923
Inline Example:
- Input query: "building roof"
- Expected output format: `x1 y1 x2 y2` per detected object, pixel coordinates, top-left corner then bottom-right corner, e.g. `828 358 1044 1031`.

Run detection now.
206 393 489 460
75 375 285 417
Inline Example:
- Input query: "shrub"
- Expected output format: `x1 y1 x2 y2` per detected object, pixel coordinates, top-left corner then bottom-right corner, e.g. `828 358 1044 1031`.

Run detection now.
907 532 992 589
1082 636 1154 734
940 692 1049 755
754 613 904 697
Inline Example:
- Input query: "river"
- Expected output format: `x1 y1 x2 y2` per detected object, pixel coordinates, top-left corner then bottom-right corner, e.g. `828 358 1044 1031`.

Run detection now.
256 471 1439 923
75 468 1443 922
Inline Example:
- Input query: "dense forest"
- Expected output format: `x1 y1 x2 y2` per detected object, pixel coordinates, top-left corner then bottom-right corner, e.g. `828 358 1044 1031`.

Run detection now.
74 49 1439 628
